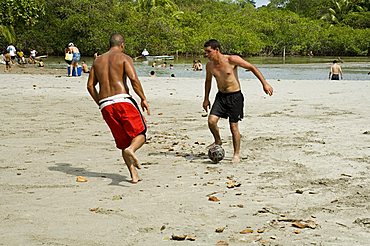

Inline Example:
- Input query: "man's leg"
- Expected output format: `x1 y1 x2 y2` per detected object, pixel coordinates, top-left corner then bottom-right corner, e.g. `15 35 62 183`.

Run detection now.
208 114 222 146
122 134 145 183
230 122 241 163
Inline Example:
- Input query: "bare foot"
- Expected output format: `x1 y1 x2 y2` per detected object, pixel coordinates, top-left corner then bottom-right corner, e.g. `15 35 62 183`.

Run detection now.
130 177 142 184
232 155 240 163
207 142 222 149
124 148 141 169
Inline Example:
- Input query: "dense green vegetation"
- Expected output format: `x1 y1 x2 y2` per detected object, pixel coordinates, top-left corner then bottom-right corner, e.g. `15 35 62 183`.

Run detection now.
1 0 369 57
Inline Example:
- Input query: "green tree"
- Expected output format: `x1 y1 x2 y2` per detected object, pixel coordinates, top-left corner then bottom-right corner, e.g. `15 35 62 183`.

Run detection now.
0 0 45 44
321 0 366 24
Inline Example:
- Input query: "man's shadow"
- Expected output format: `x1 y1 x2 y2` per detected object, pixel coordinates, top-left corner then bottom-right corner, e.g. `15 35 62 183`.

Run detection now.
48 163 131 187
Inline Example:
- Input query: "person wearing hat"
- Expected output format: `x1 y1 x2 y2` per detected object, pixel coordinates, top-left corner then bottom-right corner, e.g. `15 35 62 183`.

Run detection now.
67 42 81 76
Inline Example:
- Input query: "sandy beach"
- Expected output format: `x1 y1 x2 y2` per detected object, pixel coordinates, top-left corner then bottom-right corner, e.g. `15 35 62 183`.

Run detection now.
0 68 369 245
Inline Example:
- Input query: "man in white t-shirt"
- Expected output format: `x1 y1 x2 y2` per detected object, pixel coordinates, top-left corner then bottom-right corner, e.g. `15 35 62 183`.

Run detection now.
30 49 37 60
7 44 16 62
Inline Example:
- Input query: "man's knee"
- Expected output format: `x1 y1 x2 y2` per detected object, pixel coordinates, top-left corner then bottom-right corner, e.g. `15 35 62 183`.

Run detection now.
208 115 219 128
229 122 239 132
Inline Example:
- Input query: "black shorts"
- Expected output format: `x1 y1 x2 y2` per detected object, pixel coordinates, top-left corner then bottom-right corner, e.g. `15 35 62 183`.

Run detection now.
331 74 340 80
210 90 244 123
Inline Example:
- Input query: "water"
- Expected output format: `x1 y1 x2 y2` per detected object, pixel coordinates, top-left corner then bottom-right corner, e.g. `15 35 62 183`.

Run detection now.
46 56 370 81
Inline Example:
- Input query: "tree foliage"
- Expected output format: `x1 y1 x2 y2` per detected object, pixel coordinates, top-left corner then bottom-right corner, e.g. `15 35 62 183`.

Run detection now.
0 0 45 43
1 0 369 56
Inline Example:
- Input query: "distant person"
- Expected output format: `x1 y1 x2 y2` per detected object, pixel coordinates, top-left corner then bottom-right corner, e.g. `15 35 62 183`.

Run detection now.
30 49 37 60
152 61 156 67
192 60 197 70
202 39 273 163
4 52 11 71
67 42 80 76
94 51 99 60
38 59 44 67
87 33 150 184
82 60 89 73
64 46 73 65
161 62 167 68
141 48 149 57
170 64 174 69
17 50 25 64
193 60 202 71
0 53 5 65
6 44 16 63
329 60 343 80
149 70 156 77
196 60 203 71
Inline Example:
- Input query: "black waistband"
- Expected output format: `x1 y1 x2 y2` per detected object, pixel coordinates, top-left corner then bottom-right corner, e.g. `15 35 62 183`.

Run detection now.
217 90 241 96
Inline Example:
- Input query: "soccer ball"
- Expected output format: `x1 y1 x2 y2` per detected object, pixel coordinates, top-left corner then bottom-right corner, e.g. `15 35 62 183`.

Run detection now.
208 145 225 163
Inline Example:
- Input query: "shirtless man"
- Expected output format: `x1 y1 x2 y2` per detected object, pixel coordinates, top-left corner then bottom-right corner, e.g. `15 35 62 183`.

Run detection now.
202 39 273 163
4 52 11 71
329 60 343 80
87 33 150 183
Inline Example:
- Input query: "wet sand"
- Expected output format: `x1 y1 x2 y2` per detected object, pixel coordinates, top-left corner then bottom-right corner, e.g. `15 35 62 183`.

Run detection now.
0 68 369 245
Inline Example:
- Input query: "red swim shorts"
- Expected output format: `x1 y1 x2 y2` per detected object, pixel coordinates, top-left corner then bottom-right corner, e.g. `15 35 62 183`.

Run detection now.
100 95 146 150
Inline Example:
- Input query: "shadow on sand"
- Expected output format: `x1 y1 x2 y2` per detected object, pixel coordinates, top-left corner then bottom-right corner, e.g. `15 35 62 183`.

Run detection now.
48 163 131 187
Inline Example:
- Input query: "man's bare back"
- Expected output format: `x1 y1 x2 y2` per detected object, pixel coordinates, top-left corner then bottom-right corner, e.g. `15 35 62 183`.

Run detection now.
331 63 342 75
87 42 149 113
87 33 149 184
91 50 131 100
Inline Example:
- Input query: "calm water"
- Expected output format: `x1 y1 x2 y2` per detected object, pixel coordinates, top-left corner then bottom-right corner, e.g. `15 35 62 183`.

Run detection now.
47 56 370 81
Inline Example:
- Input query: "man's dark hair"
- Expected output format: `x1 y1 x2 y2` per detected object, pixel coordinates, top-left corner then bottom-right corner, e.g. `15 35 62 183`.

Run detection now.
110 33 125 48
333 60 338 63
204 39 221 50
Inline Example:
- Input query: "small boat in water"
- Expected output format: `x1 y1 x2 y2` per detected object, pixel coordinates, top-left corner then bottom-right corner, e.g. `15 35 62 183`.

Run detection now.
145 55 175 61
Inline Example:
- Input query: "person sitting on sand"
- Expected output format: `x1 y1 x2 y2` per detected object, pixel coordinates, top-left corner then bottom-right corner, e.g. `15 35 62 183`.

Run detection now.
82 60 89 73
87 33 150 184
38 59 45 67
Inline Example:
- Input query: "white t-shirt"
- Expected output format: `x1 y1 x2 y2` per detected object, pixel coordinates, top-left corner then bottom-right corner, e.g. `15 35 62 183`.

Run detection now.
7 45 16 56
30 50 37 57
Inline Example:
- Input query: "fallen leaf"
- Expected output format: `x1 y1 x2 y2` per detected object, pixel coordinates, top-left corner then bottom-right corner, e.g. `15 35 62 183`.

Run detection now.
76 176 88 182
240 228 253 234
171 234 186 241
226 180 241 188
257 228 265 233
186 235 196 241
215 227 225 233
89 207 99 212
208 196 220 202
292 220 317 229
216 241 229 246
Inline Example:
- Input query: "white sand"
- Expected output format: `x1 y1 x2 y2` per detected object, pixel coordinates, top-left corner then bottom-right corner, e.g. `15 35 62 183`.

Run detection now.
0 73 369 245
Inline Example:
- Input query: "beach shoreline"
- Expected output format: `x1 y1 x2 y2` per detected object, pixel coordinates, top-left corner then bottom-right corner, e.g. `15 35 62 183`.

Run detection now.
0 73 369 245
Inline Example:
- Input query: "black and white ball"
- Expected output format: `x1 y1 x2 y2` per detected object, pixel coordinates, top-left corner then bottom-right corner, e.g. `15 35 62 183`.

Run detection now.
208 145 225 163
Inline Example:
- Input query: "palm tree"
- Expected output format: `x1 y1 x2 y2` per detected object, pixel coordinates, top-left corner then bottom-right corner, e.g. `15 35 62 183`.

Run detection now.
321 0 366 24
0 25 16 44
